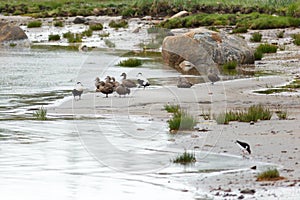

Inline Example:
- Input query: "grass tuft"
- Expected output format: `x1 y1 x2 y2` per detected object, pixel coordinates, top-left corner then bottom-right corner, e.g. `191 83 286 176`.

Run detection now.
250 32 262 42
172 150 196 165
256 43 277 53
292 33 300 46
109 19 128 29
168 110 197 131
257 168 283 181
117 58 142 67
89 23 103 31
33 106 47 120
48 34 60 41
27 20 42 28
164 104 180 113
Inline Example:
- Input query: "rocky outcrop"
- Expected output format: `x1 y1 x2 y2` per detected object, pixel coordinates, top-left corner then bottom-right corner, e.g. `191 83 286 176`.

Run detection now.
0 22 28 42
162 28 254 75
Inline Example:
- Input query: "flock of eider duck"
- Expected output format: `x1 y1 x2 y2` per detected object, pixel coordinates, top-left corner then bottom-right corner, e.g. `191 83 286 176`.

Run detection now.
72 71 220 99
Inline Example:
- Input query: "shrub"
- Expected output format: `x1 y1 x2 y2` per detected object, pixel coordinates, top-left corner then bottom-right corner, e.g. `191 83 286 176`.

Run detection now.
276 110 288 120
117 58 142 67
109 19 128 29
27 20 42 28
277 31 285 38
33 106 47 120
223 60 238 70
292 34 300 46
257 168 283 181
89 23 103 31
168 110 197 131
254 50 263 60
250 32 262 42
54 21 64 27
48 34 60 41
82 29 93 37
232 26 248 34
164 104 180 113
172 150 196 164
63 32 82 43
99 32 110 37
256 43 277 53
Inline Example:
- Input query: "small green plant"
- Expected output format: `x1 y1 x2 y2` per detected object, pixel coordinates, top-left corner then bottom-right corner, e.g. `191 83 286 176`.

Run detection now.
164 104 180 113
276 110 288 120
82 29 93 37
292 34 300 46
172 150 196 164
257 168 283 181
33 106 47 120
89 23 103 31
254 49 263 60
54 21 64 27
99 32 110 37
117 58 142 67
232 26 248 34
168 110 197 131
201 109 211 120
109 19 128 29
223 60 238 70
9 43 17 47
277 31 284 38
27 20 42 28
104 39 116 48
256 43 277 53
48 34 60 41
250 32 262 42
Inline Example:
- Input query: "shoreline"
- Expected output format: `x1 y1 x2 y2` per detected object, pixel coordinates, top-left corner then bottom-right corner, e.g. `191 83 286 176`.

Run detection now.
48 75 300 199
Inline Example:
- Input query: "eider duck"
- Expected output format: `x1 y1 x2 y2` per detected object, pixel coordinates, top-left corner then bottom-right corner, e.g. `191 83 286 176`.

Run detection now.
120 72 137 88
72 82 84 100
115 84 130 97
137 72 150 89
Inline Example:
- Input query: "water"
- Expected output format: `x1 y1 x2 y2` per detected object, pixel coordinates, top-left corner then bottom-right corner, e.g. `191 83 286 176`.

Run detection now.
0 47 272 199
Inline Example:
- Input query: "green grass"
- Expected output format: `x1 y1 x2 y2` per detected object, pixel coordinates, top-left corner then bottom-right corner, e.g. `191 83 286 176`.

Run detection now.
256 43 277 53
99 32 110 37
82 29 93 37
223 60 237 70
232 26 248 34
104 39 116 48
63 32 82 43
250 32 262 42
27 21 42 28
214 104 272 124
257 168 283 181
89 23 103 31
33 106 47 120
276 110 288 120
277 30 285 38
292 33 300 46
164 104 180 113
48 34 60 41
254 88 294 94
168 110 197 131
54 21 64 27
172 150 196 165
117 58 142 67
254 50 263 60
109 20 128 29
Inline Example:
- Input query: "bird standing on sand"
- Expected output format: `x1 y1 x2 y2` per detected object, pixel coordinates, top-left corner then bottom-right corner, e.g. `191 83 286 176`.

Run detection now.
115 84 130 97
235 140 251 156
177 77 193 88
137 72 150 89
72 82 84 100
208 69 220 84
120 72 137 88
95 77 102 89
98 81 113 98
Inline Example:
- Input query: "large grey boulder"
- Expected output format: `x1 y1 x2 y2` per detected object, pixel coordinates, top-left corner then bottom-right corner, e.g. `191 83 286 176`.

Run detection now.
162 28 254 75
0 22 28 43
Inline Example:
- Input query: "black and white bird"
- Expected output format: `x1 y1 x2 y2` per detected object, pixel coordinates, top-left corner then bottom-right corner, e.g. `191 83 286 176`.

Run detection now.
137 72 150 89
72 82 84 100
235 140 251 155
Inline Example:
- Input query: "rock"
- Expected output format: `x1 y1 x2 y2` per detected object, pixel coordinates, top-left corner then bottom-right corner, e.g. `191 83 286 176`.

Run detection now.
73 17 86 24
240 188 256 195
162 27 254 75
238 195 245 199
0 22 28 42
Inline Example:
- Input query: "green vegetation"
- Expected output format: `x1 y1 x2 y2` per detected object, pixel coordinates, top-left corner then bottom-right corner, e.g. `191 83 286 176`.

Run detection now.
109 20 128 29
164 104 180 113
276 110 288 120
232 26 248 34
254 79 300 94
99 32 110 38
33 106 47 120
63 32 82 43
254 49 263 60
54 21 64 27
168 110 197 131
250 32 262 42
223 60 237 70
257 168 283 181
214 104 272 124
292 33 300 46
117 58 142 67
48 34 60 41
27 21 42 28
172 150 196 165
89 23 103 31
256 43 277 53
277 30 285 38
104 39 116 48
82 29 93 37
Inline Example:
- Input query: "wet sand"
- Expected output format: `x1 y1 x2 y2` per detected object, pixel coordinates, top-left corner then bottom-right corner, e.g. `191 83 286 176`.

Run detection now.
49 75 300 199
